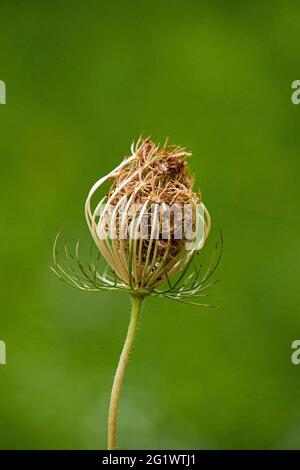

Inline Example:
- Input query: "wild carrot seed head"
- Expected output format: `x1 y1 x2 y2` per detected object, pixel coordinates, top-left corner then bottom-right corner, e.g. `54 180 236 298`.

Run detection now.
85 137 211 292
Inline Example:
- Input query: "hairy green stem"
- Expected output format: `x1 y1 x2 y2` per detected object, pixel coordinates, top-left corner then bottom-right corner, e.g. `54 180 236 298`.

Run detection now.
107 295 144 450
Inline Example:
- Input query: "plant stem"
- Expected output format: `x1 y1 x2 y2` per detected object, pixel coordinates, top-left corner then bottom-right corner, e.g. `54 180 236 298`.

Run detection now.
107 295 144 450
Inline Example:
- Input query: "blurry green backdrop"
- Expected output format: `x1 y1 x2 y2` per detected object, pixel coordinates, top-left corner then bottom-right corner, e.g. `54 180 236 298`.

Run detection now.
0 0 300 450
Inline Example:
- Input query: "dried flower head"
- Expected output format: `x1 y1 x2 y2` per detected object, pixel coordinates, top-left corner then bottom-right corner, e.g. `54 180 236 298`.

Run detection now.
84 137 215 296
53 137 221 306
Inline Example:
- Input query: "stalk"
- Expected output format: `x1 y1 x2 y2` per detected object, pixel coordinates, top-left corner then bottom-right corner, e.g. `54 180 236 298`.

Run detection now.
107 295 143 450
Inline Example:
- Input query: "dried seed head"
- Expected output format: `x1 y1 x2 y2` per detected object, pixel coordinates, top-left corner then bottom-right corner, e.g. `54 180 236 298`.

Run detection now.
85 137 211 293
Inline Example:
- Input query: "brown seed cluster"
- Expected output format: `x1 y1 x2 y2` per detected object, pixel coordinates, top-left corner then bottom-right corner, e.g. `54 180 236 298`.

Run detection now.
107 138 198 207
98 138 201 288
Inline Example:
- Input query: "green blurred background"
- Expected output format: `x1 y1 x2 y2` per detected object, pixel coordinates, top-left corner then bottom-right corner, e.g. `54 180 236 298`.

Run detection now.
0 0 300 450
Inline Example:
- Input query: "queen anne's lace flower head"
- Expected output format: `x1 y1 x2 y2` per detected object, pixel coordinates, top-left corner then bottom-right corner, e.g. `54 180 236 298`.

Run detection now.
53 138 221 305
